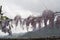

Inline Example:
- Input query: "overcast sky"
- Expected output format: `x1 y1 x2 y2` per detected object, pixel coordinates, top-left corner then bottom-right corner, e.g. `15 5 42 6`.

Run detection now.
0 0 60 18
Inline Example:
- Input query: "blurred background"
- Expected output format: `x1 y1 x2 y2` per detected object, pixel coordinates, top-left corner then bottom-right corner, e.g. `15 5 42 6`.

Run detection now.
0 0 60 37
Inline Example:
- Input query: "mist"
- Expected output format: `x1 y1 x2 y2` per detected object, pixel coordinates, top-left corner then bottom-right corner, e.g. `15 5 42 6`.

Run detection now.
1 0 60 18
0 0 60 36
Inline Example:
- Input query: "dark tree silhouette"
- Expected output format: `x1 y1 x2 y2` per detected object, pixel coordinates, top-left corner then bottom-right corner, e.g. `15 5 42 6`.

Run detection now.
42 10 55 27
